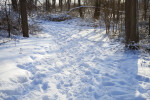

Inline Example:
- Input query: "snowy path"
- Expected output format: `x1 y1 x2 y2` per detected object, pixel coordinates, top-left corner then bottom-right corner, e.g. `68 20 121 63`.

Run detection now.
0 19 150 100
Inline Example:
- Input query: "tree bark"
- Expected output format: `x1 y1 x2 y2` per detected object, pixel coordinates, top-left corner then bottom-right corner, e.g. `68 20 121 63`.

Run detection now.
59 0 63 11
112 0 115 32
149 16 150 35
125 0 139 47
144 0 148 20
11 0 18 11
117 0 121 22
46 0 51 12
5 0 11 37
20 0 29 37
94 0 101 19
78 0 83 18
52 0 56 9
68 0 71 11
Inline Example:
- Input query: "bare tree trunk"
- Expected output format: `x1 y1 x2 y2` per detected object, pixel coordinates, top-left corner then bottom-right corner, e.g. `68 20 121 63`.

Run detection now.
52 0 56 9
68 0 71 11
34 0 38 10
125 0 139 48
125 0 130 44
20 0 29 37
112 0 115 33
104 0 110 34
117 0 121 22
5 0 11 37
29 0 34 11
35 0 37 5
59 0 63 11
74 0 76 7
94 0 101 19
11 0 18 11
46 0 51 12
144 0 148 20
149 16 150 35
78 0 83 18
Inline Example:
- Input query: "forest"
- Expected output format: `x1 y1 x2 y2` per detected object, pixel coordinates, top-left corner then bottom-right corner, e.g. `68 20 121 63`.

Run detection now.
0 0 150 49
0 0 150 100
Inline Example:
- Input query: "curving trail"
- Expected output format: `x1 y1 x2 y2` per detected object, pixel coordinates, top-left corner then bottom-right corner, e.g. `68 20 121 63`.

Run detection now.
0 19 150 100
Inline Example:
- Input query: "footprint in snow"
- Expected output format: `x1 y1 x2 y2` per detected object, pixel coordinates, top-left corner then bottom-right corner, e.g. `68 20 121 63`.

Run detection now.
64 83 73 87
79 63 91 68
93 57 104 63
85 71 92 76
42 95 50 100
102 82 115 86
33 52 45 55
30 56 36 60
92 68 100 74
57 83 61 89
104 73 117 79
31 78 43 85
17 63 37 74
42 82 49 90
56 80 65 89
10 76 28 83
136 75 150 83
111 91 127 95
118 81 127 85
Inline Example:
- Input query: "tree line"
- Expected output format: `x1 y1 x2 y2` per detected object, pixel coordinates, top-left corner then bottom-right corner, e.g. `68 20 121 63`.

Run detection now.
0 0 150 49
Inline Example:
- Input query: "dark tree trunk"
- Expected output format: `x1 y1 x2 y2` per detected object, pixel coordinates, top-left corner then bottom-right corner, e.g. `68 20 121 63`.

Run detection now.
149 16 150 35
29 0 34 11
34 0 38 10
52 0 56 9
125 0 139 48
11 0 18 11
59 0 63 11
5 1 11 37
68 0 71 11
78 0 83 18
117 0 121 22
144 0 148 20
112 0 115 32
20 0 29 37
35 0 37 6
94 0 101 19
74 0 76 6
112 0 115 19
46 0 51 12
125 0 130 44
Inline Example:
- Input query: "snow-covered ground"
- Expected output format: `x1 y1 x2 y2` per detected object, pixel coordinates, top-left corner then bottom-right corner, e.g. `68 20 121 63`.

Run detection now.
0 18 150 100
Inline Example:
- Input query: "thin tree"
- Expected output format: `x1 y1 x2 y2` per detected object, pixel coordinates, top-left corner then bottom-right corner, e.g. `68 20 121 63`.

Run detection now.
117 0 121 22
78 0 83 18
5 0 11 37
94 0 101 19
68 0 71 11
11 0 18 11
149 16 150 35
112 0 115 33
59 0 63 11
52 0 56 9
143 0 148 20
46 0 51 12
20 0 29 37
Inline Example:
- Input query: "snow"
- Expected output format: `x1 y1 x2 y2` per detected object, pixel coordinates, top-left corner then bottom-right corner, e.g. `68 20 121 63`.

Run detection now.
0 18 150 100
